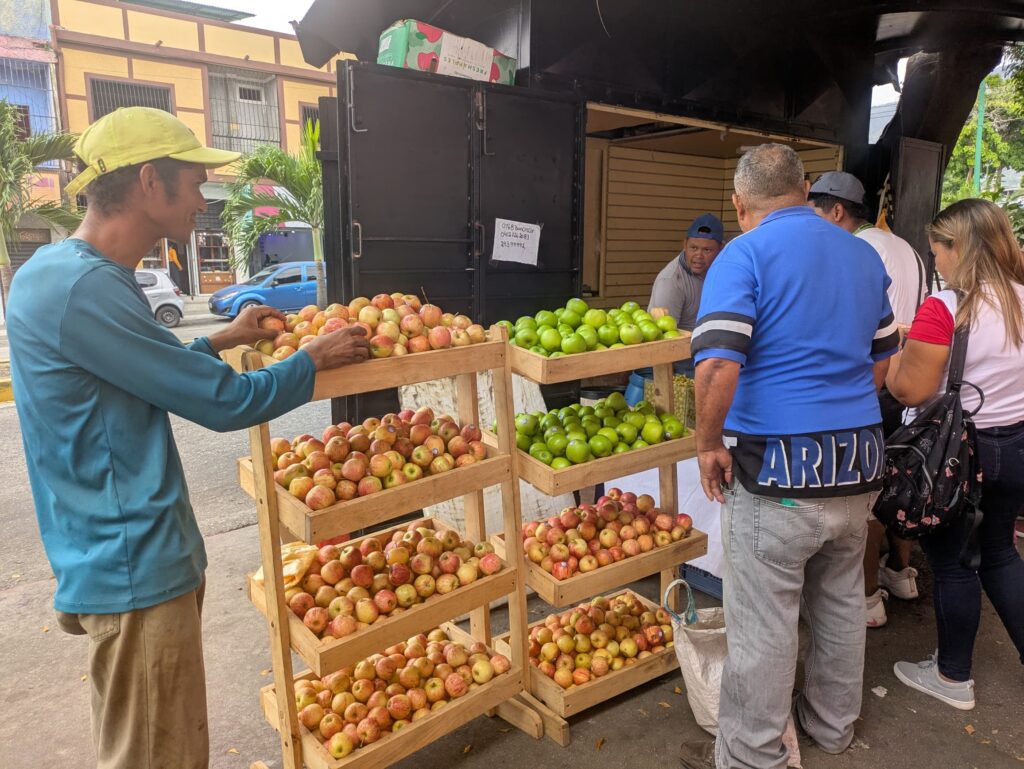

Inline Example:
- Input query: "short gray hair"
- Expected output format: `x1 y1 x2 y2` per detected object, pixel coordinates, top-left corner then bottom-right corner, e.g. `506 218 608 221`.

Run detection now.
734 143 806 203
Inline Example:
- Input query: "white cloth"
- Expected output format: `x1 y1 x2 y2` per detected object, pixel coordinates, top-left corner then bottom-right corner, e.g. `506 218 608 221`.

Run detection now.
858 227 926 325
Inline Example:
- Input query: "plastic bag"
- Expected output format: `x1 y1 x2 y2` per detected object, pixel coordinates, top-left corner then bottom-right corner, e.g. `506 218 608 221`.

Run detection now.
664 578 727 736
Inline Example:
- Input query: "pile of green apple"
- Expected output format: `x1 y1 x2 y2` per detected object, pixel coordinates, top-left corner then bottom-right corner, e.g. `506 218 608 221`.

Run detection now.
521 489 693 580
272 407 487 510
286 521 504 642
510 391 687 467
529 592 673 689
497 298 679 357
294 627 512 758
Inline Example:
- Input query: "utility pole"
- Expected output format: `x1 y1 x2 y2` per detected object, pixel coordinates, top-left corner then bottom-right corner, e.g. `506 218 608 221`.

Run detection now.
973 80 986 195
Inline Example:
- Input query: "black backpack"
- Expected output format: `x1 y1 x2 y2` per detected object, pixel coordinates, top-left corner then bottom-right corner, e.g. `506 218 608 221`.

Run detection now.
873 322 984 566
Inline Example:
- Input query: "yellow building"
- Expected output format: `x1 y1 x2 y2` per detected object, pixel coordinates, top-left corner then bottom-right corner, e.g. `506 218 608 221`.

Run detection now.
49 0 346 293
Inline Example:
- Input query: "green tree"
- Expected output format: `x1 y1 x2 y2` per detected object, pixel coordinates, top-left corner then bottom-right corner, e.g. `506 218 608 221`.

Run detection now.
941 71 1024 206
0 100 81 302
221 120 326 307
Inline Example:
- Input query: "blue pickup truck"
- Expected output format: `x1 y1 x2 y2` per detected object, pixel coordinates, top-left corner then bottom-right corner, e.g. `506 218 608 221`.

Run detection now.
207 261 321 318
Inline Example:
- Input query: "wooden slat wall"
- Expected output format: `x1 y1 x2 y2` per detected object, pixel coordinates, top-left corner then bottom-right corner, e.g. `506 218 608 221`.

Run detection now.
598 146 726 307
595 144 842 309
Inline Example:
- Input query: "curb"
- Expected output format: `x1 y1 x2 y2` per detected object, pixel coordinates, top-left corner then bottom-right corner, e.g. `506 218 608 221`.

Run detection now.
0 378 11 403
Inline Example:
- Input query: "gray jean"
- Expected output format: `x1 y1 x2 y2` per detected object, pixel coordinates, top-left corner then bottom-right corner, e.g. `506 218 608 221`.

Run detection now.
716 483 871 769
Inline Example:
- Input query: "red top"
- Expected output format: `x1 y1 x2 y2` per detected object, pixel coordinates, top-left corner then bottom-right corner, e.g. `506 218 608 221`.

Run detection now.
907 296 955 346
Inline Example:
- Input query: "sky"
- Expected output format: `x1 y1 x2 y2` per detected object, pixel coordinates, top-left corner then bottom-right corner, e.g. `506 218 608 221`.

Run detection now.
205 0 316 34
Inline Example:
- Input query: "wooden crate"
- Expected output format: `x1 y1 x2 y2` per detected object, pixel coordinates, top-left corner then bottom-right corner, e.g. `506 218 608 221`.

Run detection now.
491 529 708 608
260 664 523 769
228 338 506 402
498 433 697 496
237 451 512 543
507 334 691 384
497 590 679 719
248 518 518 677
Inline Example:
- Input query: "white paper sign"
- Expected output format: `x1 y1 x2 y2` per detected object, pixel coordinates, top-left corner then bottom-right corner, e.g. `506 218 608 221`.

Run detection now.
492 218 541 266
436 33 493 82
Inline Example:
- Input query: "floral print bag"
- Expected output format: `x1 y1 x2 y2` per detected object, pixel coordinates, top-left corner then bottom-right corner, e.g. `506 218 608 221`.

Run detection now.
873 321 984 567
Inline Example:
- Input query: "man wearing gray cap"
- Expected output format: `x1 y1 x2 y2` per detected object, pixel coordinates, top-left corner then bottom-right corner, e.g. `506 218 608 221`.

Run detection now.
809 171 926 630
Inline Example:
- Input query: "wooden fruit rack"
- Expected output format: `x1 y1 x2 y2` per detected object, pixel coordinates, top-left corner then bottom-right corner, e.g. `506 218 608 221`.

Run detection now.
225 327 538 769
503 335 706 737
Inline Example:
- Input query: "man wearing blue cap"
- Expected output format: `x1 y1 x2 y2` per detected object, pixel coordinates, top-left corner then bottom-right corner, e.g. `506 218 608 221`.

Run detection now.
648 213 725 334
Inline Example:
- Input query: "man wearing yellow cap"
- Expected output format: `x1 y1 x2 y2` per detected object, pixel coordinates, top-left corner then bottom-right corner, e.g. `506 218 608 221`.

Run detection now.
6 108 369 769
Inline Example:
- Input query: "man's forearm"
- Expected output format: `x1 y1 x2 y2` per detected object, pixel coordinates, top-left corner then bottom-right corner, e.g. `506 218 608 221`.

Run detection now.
694 358 740 451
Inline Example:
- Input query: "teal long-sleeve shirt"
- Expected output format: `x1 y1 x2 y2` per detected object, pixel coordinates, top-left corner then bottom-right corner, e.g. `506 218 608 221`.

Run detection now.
7 239 316 614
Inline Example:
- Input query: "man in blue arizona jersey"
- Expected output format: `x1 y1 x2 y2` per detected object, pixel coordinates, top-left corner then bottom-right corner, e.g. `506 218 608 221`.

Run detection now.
680 145 898 769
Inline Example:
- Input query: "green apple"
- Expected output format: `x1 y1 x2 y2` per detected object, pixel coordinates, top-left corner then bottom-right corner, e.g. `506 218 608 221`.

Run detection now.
515 328 539 348
663 418 686 439
619 324 643 345
560 334 587 354
602 416 621 428
529 345 549 356
597 427 620 445
597 324 619 346
576 325 599 349
545 433 569 457
607 392 627 411
641 421 665 444
496 319 515 334
631 438 649 450
639 322 661 342
548 351 566 358
560 310 582 329
620 301 640 314
583 308 607 328
609 342 626 349
535 310 558 328
624 412 647 429
655 315 678 332
588 434 613 457
515 414 538 435
531 448 554 465
515 316 537 331
551 456 572 470
515 432 532 451
616 422 638 444
565 440 592 464
540 327 563 352
566 298 590 316
663 329 682 338
566 429 589 443
613 442 631 454
634 400 656 415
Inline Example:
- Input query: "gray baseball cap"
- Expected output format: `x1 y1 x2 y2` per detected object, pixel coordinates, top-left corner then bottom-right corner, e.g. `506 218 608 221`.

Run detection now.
810 171 865 204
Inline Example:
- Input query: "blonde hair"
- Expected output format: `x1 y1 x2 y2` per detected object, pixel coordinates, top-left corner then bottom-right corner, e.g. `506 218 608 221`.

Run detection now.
927 198 1024 347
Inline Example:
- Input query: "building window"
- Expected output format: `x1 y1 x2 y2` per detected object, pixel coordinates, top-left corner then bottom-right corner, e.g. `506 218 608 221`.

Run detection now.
91 79 172 119
238 86 263 103
12 104 30 139
208 66 280 154
197 231 232 273
301 105 319 129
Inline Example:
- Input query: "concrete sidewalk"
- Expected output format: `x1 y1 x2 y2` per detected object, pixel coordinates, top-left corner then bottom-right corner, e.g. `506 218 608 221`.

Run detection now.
2 522 1021 769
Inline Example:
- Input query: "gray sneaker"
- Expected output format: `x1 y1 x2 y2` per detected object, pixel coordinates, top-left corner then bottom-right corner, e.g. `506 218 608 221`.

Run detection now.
894 656 975 710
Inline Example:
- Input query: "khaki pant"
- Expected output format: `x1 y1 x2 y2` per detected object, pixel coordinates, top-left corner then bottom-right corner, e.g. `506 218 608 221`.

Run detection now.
65 583 209 769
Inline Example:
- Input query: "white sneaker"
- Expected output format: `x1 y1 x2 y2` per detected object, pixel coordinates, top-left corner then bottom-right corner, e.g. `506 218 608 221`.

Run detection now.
879 563 919 600
894 656 975 710
866 588 888 628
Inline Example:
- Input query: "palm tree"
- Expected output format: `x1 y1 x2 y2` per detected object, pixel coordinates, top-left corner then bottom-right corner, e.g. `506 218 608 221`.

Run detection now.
221 120 326 306
0 100 81 305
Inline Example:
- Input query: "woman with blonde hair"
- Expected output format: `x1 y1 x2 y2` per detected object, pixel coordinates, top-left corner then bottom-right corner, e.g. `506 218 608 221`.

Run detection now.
886 197 1024 710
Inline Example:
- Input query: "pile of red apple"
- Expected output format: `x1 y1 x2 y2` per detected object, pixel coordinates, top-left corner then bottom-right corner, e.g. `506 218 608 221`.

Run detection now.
287 521 504 641
521 488 693 580
272 408 487 510
256 294 489 361
529 592 673 689
294 627 512 758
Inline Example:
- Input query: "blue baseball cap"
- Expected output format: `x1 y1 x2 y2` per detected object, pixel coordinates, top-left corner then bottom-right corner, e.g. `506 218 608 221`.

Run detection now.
687 213 724 242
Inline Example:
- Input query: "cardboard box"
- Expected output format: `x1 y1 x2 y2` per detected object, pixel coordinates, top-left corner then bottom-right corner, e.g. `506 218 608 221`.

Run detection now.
377 19 516 85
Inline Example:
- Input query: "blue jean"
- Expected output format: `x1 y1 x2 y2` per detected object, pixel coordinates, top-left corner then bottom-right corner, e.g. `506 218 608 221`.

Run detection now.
920 420 1024 681
716 483 870 769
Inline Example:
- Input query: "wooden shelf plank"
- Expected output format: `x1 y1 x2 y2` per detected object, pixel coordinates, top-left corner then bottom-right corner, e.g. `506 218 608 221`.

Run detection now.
486 433 697 496
238 452 512 544
260 666 523 769
507 333 690 384
496 590 679 719
492 529 708 608
227 338 507 401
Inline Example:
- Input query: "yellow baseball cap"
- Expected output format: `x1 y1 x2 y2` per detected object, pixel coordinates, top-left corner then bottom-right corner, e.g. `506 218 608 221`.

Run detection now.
65 107 241 197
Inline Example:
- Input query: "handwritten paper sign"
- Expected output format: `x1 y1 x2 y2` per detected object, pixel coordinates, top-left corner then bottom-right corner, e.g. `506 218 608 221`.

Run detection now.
492 218 541 266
